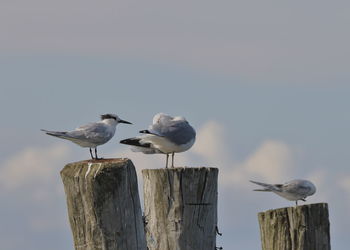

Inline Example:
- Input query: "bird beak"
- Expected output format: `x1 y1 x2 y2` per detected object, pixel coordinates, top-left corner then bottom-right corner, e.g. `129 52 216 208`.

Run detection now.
119 119 132 124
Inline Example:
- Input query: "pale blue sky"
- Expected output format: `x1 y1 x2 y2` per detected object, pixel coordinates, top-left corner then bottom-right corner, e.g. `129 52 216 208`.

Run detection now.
1 1 350 249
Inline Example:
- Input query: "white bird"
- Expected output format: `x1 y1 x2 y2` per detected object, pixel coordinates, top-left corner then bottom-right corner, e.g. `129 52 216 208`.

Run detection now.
120 113 196 168
250 179 316 206
42 114 132 159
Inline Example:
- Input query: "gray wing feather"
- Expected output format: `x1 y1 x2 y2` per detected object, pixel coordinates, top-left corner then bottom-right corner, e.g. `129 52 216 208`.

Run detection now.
250 180 282 192
282 181 311 196
68 123 111 143
150 120 196 145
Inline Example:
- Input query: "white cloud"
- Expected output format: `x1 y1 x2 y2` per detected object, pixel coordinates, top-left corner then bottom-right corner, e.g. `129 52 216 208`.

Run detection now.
0 143 75 237
0 143 71 190
218 140 294 189
191 121 231 163
242 141 293 181
2 122 335 213
114 121 296 191
2 121 349 249
184 121 295 188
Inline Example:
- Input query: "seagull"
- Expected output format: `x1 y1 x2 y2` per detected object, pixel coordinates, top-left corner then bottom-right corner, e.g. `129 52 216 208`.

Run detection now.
250 179 316 206
120 113 196 168
41 114 132 159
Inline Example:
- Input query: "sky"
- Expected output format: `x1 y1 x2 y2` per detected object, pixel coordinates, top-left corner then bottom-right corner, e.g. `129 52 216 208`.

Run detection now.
0 1 350 249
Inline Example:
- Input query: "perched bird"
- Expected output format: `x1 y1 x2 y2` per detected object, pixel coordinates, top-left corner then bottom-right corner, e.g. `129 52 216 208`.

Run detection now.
41 114 132 159
250 179 316 206
120 113 196 168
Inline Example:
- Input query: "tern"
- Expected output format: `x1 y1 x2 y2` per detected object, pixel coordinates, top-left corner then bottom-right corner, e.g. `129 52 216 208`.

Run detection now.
250 179 316 206
120 113 196 168
42 114 132 159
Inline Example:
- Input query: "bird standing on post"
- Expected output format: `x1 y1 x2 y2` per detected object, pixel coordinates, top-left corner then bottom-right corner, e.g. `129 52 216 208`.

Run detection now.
120 113 196 168
250 179 316 206
41 114 132 159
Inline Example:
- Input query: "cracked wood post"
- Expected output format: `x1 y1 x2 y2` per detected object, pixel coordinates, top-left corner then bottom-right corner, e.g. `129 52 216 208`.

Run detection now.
60 158 147 250
142 167 218 250
258 203 331 250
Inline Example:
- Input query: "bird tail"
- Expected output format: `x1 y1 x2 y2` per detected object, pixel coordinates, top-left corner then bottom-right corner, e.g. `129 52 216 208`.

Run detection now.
120 137 151 148
41 129 69 138
120 137 161 154
250 180 279 192
252 189 272 192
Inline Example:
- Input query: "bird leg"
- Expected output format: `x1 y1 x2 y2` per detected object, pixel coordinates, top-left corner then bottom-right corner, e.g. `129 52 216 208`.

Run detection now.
94 148 102 160
295 200 298 207
165 154 169 168
171 152 175 168
89 148 94 159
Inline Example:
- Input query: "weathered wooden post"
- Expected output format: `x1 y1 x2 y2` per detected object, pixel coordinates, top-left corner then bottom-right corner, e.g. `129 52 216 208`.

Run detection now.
258 203 331 250
60 158 147 250
142 167 218 250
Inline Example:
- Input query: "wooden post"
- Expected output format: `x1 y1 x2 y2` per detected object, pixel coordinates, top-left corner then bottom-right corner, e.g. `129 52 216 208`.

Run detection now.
258 203 331 250
60 158 147 250
142 167 218 250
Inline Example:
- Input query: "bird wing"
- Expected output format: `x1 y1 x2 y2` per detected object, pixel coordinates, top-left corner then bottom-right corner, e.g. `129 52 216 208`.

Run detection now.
250 180 282 192
282 180 312 197
149 118 196 145
68 123 112 144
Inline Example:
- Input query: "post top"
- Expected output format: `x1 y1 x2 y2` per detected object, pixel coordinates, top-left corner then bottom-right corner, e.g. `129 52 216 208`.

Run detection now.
67 158 131 165
61 158 134 178
142 167 218 173
258 202 328 215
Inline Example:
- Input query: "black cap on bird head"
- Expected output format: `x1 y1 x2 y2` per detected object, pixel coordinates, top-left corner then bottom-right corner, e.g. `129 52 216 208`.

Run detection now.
100 114 117 120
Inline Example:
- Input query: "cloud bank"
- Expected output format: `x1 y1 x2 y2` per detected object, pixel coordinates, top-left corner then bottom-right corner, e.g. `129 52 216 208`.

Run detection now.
0 120 348 249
